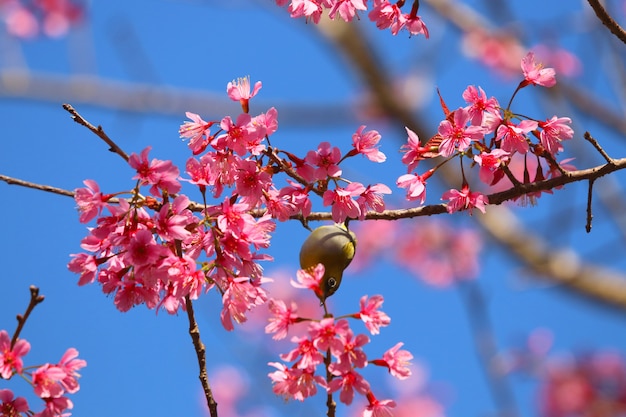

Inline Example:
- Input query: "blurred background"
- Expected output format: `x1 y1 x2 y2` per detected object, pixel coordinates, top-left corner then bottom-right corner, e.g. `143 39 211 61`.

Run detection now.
2 1 626 416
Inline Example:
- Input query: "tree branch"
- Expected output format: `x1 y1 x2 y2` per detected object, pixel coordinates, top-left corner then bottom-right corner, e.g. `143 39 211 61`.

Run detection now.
586 0 626 44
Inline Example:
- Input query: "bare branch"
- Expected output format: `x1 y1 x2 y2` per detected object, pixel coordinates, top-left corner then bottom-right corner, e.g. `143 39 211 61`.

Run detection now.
62 104 130 162
586 0 626 44
11 286 45 349
184 297 218 417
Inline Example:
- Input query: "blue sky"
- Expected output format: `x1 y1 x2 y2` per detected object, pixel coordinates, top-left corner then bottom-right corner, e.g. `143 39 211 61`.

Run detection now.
2 1 626 417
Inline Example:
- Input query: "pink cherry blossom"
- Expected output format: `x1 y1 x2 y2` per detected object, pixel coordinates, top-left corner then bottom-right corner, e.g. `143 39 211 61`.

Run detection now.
364 391 397 417
74 179 110 223
32 364 67 398
309 317 346 354
380 342 413 379
33 395 73 417
278 180 312 219
356 183 392 219
462 85 500 126
265 299 299 340
0 330 30 379
474 148 510 185
368 1 405 35
291 264 325 299
227 76 262 113
323 182 366 223
221 277 269 331
287 0 324 23
179 112 215 155
128 147 181 196
216 113 254 156
154 195 194 241
267 362 326 401
496 119 538 154
358 295 391 335
405 13 429 38
521 51 556 87
539 116 574 156
305 141 343 181
0 389 29 415
329 0 367 22
442 184 488 215
397 171 430 204
235 159 273 209
351 125 386 162
400 127 437 172
125 229 163 267
334 328 369 371
437 107 485 157
328 366 370 405
67 252 98 286
280 336 325 370
56 348 86 394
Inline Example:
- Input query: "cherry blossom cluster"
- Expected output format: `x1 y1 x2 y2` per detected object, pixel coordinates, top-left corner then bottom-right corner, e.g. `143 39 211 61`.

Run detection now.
0 0 83 39
68 76 390 329
275 0 429 37
0 330 86 417
266 263 410 416
397 51 574 213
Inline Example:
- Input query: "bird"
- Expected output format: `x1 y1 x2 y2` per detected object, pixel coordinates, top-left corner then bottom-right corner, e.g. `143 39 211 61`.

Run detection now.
299 223 357 303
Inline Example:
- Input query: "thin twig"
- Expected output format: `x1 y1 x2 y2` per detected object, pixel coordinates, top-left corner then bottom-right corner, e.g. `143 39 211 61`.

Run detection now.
62 103 130 162
184 296 218 417
586 179 594 233
584 131 614 163
11 286 45 349
586 0 626 44
0 174 75 198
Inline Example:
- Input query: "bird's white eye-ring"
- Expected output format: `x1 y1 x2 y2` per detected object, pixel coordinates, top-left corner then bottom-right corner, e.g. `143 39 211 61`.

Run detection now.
327 277 337 288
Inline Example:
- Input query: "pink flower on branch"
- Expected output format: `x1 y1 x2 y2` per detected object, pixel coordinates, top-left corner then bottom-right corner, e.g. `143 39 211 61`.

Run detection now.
462 85 500 127
350 125 386 163
267 362 326 401
280 336 325 370
305 141 343 181
400 127 438 172
328 366 371 405
496 119 538 155
0 389 29 416
74 179 111 224
437 107 485 157
357 183 392 219
474 148 511 185
227 76 262 113
358 295 391 335
521 51 556 88
371 342 413 380
179 112 215 155
323 182 366 223
0 330 30 379
329 0 367 22
291 263 326 300
539 116 574 156
442 184 488 215
265 299 299 340
397 170 432 204
364 391 397 417
129 147 181 196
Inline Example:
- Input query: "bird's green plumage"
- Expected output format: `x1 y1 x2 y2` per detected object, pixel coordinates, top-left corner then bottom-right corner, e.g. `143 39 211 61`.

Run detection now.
299 224 357 302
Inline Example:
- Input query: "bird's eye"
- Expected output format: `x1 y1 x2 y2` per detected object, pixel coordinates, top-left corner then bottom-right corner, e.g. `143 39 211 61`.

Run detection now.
327 277 337 288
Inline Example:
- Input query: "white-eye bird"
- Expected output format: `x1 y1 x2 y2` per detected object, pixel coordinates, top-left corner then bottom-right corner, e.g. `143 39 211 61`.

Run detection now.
299 223 357 302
